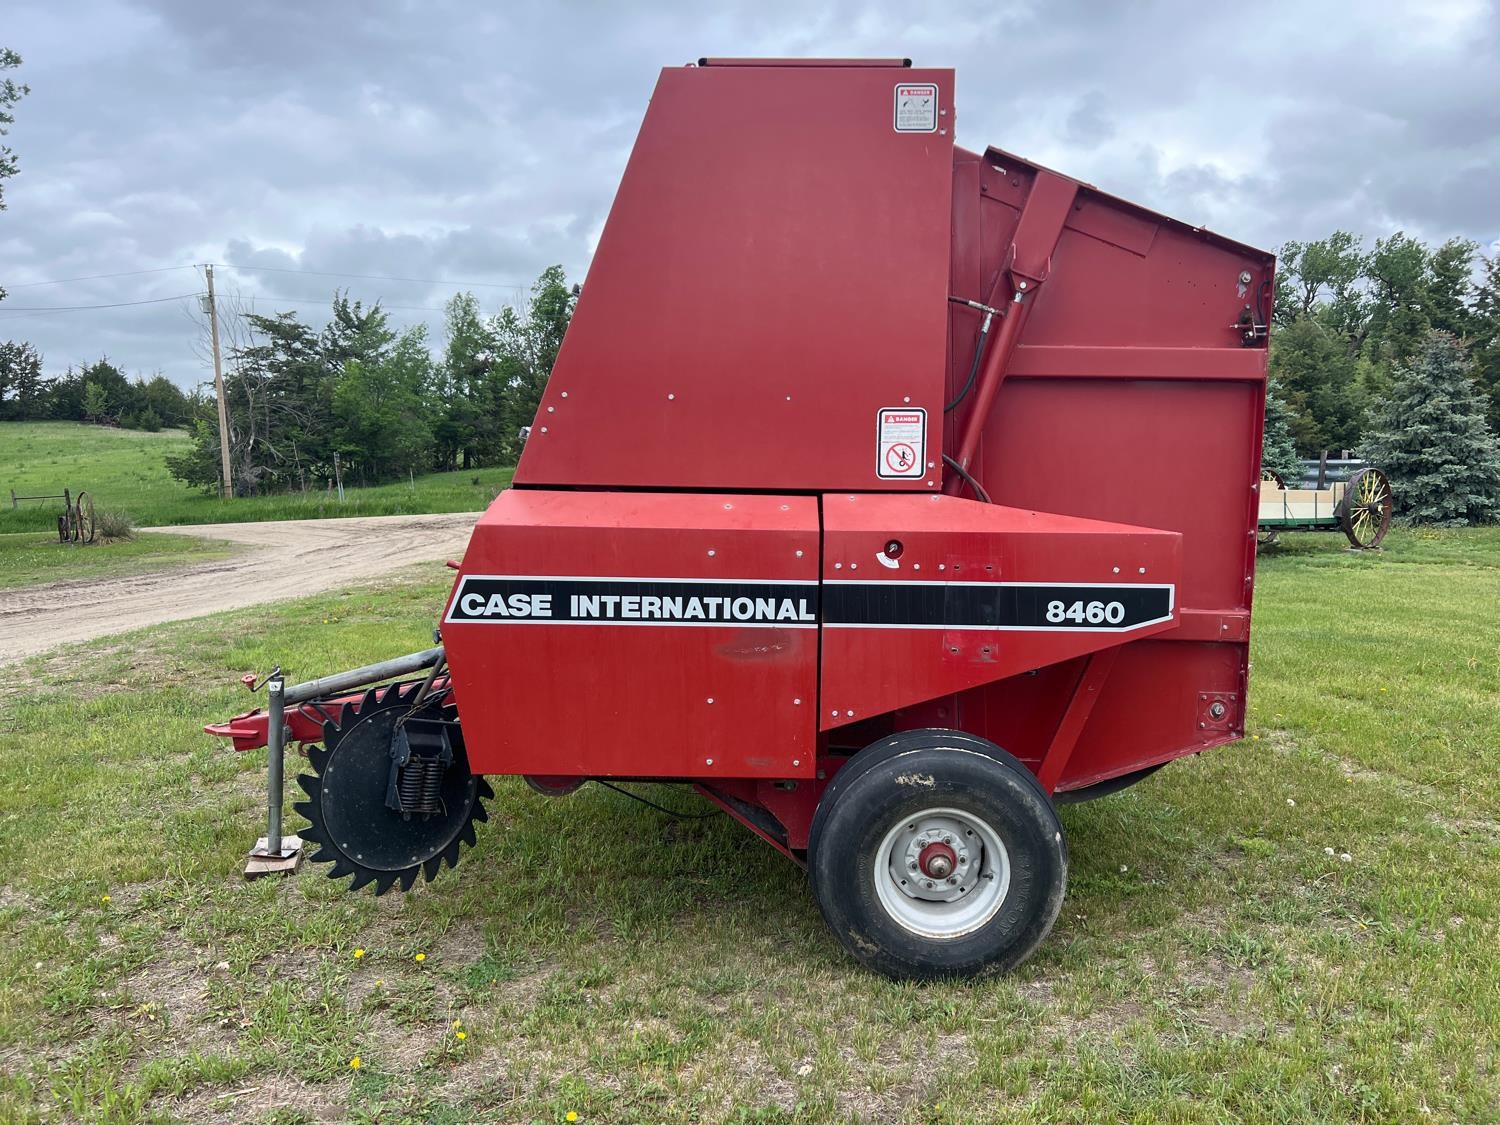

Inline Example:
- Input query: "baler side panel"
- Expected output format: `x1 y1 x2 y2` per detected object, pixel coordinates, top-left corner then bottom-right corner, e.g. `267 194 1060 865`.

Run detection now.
943 146 1270 792
443 491 819 780
515 64 956 492
818 494 1183 730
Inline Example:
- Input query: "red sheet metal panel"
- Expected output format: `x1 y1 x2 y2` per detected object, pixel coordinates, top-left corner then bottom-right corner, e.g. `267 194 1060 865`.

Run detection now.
443 490 819 779
514 63 955 492
819 493 1181 730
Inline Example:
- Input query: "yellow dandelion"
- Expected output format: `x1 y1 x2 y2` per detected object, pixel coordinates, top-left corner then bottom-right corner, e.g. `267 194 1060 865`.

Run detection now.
566 1114 578 1123
350 1056 363 1070
455 1030 467 1041
374 979 385 987
414 952 426 962
100 894 111 904
1251 735 1261 741
1379 686 1388 692
353 948 365 959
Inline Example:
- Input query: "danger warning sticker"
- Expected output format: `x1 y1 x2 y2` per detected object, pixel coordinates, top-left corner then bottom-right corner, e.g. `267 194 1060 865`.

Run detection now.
893 83 938 133
877 407 927 479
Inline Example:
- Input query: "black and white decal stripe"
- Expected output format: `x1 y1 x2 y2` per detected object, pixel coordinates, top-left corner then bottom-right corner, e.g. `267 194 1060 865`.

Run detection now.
821 579 1175 632
445 575 820 627
447 575 1174 633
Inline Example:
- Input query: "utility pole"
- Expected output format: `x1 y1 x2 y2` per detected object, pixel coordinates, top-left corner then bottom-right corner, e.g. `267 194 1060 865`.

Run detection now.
205 264 233 499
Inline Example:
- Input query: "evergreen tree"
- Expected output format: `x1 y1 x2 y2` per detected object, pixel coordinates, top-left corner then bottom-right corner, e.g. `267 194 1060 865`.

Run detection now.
0 49 27 302
1359 332 1500 526
493 266 578 461
1472 254 1500 436
1267 315 1363 453
0 339 44 419
436 292 494 471
1260 379 1303 484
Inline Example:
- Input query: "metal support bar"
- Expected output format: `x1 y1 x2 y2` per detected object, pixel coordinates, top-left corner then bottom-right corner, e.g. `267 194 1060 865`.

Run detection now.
283 646 444 705
245 670 303 876
266 673 286 851
944 169 1078 497
1035 647 1120 793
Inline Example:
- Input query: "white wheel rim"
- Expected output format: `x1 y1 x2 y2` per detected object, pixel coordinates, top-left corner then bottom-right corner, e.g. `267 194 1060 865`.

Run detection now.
872 806 1011 939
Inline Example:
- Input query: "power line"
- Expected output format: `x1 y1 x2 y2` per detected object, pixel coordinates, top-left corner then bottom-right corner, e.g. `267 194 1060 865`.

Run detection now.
0 292 204 313
214 262 529 291
2 266 196 289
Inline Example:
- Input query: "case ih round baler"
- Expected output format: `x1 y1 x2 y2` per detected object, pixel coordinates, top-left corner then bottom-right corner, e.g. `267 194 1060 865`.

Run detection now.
210 58 1274 980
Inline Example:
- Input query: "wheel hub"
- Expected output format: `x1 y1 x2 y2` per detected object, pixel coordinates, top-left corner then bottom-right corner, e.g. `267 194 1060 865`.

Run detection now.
918 840 957 879
874 808 1012 939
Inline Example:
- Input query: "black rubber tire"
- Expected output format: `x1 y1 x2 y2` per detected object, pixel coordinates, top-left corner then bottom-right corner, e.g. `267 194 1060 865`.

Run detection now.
808 729 1067 980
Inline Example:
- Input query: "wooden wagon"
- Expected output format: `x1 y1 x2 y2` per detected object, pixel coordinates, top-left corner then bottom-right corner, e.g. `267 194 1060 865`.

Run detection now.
1258 467 1393 549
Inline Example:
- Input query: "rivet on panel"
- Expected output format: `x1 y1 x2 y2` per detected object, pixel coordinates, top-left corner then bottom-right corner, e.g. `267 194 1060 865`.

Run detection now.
849 562 858 570
706 697 715 704
795 549 804 558
560 391 569 398
723 503 733 510
547 406 555 413
794 698 802 705
540 426 548 433
706 758 714 766
913 563 921 571
668 393 675 400
793 760 801 768
903 396 911 403
846 710 855 718
707 549 716 557
835 562 843 569
1138 567 1146 574
1113 566 1120 574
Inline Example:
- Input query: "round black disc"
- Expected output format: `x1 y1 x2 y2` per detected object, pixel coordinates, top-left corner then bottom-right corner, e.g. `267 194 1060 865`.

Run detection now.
294 683 492 895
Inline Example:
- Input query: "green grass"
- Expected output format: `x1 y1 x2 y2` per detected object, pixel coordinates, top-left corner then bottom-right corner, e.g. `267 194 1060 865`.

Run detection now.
0 530 238 590
0 422 510 533
0 527 1495 1121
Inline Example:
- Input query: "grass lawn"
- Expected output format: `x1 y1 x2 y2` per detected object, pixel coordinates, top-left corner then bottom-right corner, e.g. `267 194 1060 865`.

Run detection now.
0 422 510 534
0 531 239 591
0 528 1495 1121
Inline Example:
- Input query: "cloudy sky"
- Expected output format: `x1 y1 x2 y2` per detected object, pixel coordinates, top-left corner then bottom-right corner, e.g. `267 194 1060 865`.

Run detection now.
2 0 1497 388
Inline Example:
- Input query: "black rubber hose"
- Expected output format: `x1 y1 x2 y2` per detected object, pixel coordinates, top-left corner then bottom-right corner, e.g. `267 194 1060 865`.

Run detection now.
945 320 991 413
942 453 992 504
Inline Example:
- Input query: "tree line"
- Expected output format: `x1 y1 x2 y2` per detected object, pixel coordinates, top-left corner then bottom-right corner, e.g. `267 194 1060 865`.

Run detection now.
0 343 198 429
1264 232 1500 459
165 266 575 495
1258 231 1500 522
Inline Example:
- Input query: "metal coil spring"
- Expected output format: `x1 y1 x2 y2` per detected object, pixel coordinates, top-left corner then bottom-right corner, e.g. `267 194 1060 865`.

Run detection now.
397 755 446 815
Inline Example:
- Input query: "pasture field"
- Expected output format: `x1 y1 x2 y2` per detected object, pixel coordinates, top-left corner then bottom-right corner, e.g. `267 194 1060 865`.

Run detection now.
0 529 1494 1122
0 422 508 533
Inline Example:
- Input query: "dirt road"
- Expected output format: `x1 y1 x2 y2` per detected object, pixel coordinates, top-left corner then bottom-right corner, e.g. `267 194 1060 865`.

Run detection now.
0 513 477 665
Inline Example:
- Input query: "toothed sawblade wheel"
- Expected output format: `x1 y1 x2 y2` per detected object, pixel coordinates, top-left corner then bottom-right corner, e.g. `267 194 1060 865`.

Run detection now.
292 683 493 895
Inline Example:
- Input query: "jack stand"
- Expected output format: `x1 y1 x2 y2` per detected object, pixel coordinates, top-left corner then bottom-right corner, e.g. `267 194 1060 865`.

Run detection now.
243 670 305 879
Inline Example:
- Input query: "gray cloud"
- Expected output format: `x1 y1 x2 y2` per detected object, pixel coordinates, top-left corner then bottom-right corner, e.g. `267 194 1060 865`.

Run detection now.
2 0 1497 388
